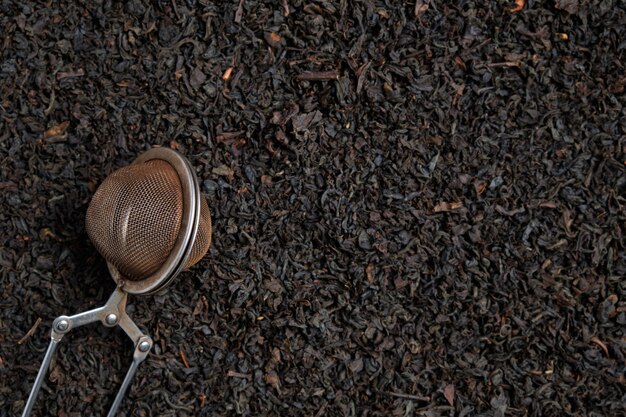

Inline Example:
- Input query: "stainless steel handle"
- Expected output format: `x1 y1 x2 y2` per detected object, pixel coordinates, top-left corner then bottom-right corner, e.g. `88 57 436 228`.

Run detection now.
22 287 153 417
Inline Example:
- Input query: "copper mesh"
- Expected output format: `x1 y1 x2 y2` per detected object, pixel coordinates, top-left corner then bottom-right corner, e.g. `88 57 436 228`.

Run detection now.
85 159 211 281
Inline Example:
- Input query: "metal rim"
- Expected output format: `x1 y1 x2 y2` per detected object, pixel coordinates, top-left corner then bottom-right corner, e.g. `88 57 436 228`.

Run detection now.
108 147 201 295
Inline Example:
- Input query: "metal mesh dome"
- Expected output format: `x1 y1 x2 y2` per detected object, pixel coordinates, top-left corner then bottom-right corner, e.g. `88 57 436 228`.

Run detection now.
85 159 211 281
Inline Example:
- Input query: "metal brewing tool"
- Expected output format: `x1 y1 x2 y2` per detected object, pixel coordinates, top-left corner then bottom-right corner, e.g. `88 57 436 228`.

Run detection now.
22 148 212 417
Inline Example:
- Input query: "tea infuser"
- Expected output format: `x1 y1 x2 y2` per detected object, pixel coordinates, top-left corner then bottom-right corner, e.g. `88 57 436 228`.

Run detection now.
22 148 212 417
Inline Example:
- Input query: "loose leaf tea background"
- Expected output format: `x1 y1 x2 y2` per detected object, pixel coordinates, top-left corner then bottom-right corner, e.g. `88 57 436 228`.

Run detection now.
1 1 625 416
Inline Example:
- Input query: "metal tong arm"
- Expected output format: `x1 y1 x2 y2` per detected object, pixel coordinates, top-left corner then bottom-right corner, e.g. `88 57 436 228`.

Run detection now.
22 287 153 417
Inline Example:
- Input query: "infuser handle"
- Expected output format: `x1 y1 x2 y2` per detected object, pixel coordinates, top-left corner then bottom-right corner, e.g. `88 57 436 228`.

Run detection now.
22 287 153 417
106 340 150 417
21 335 62 417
